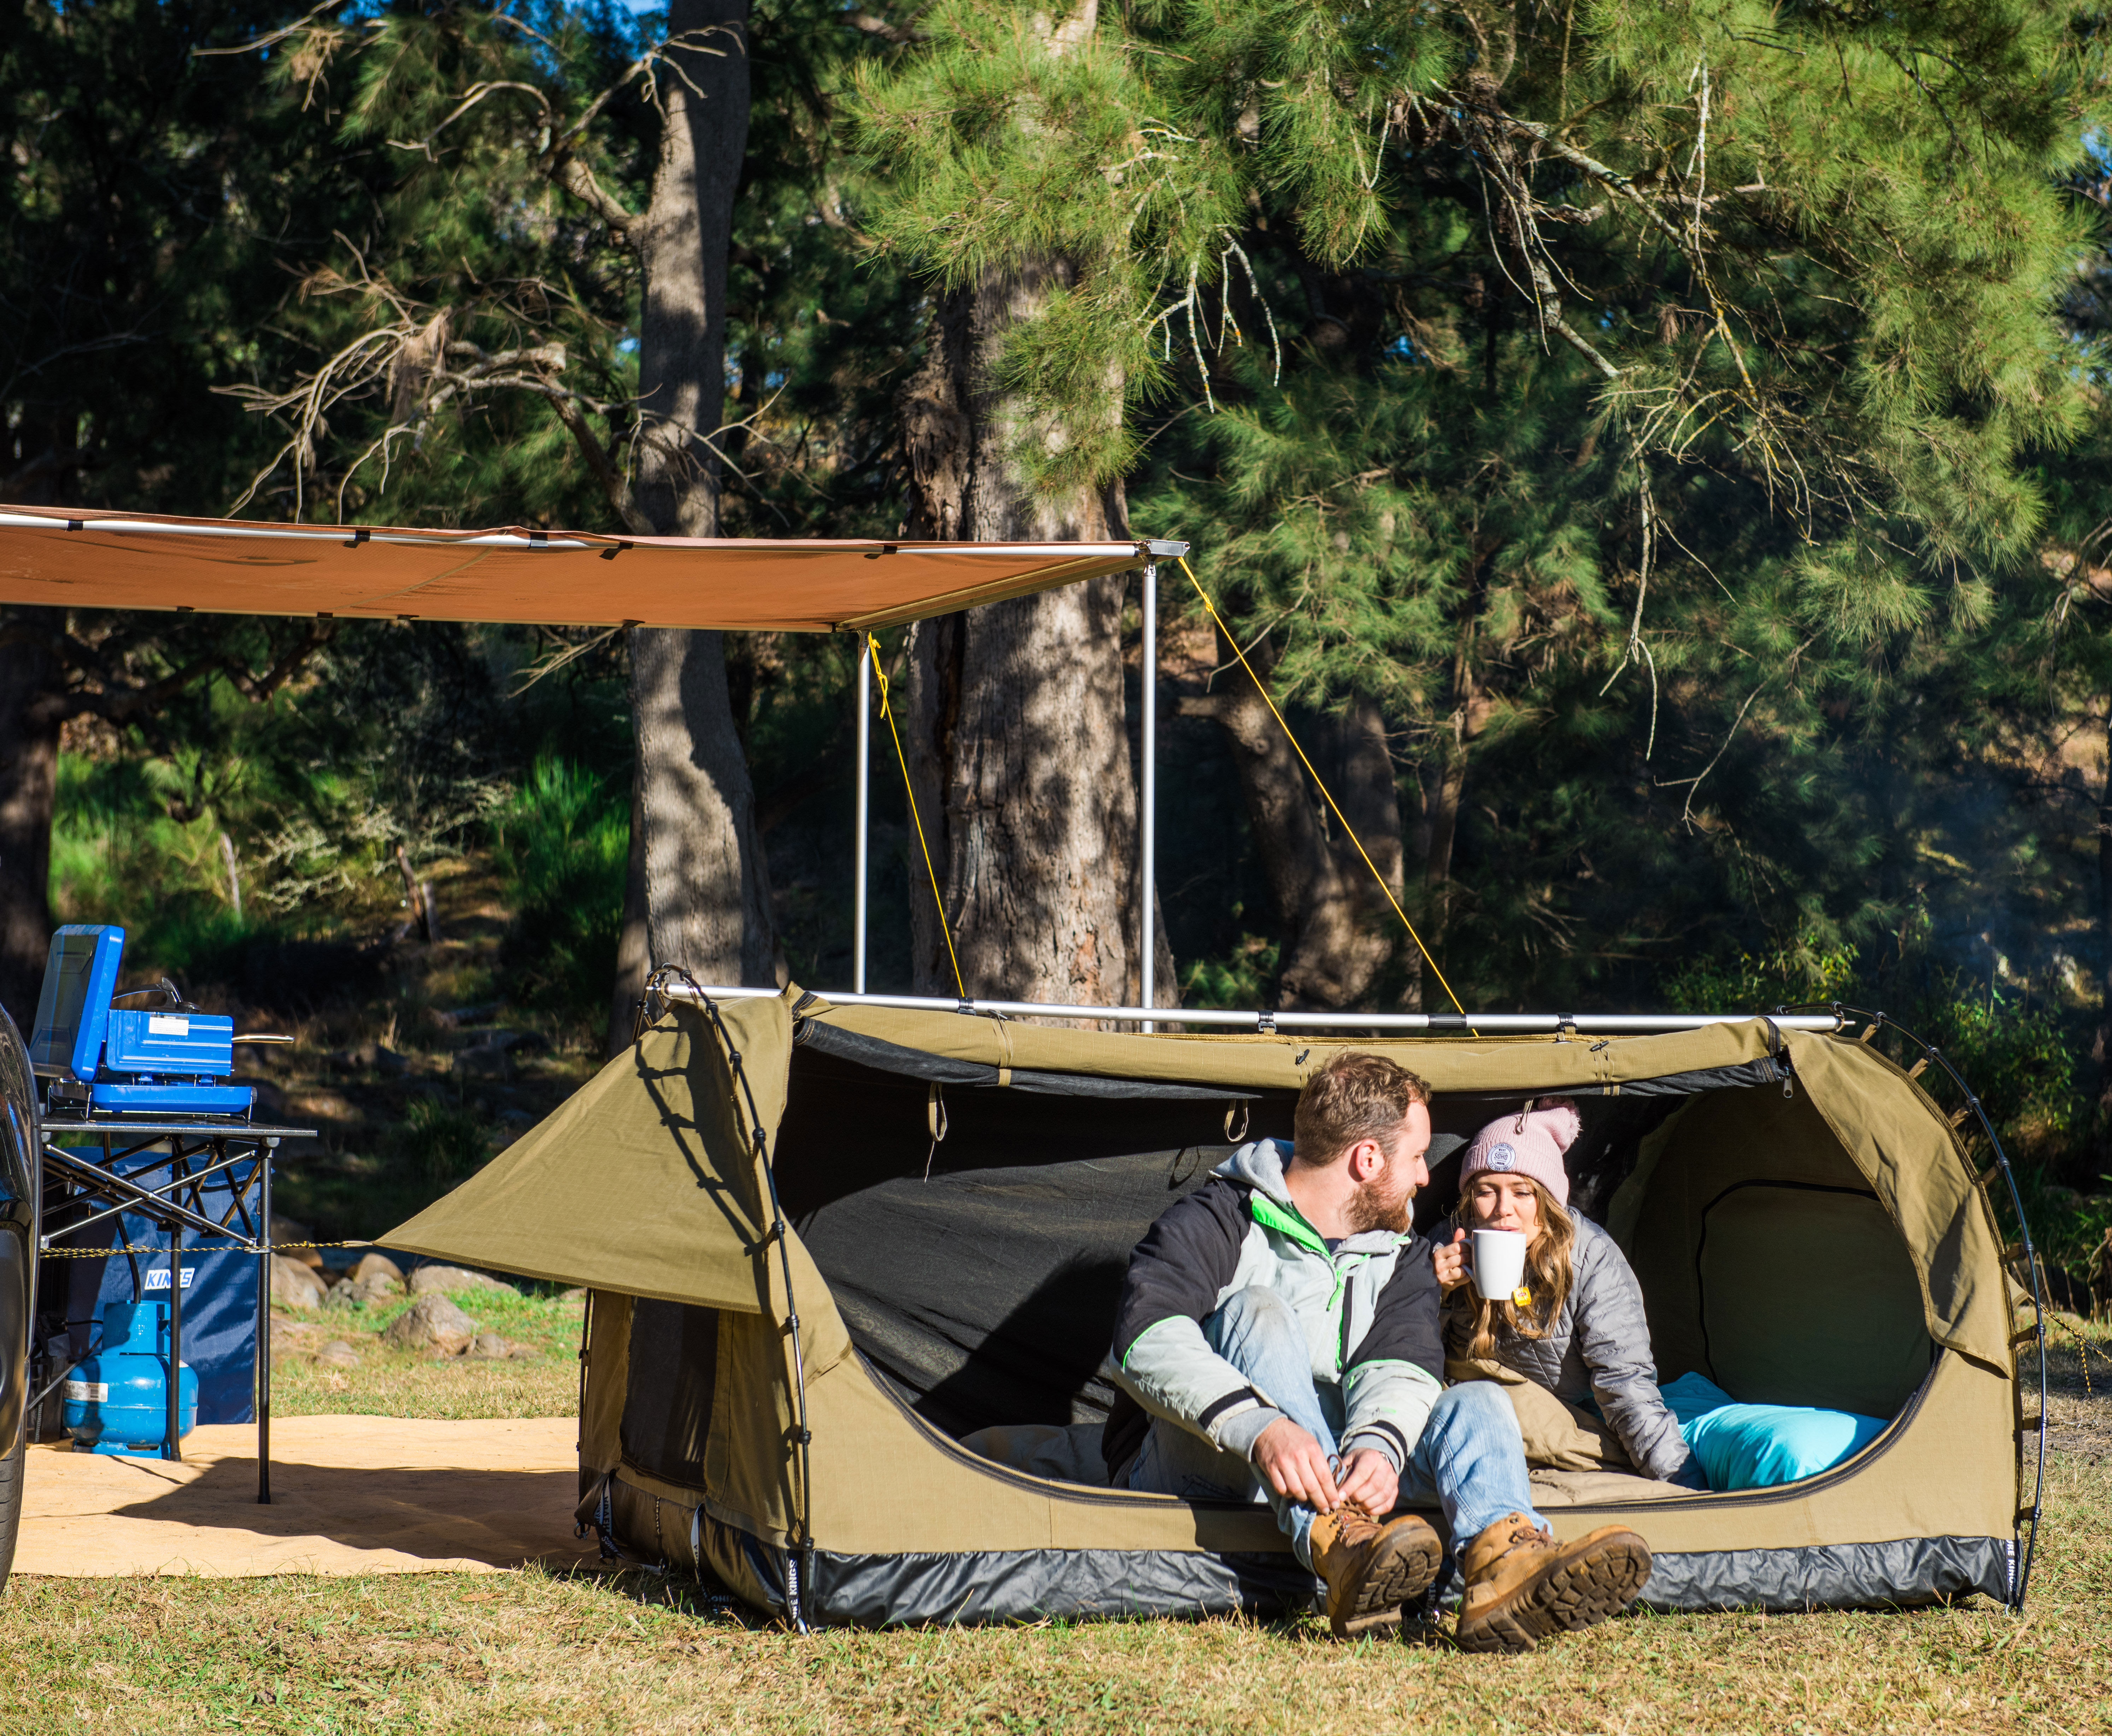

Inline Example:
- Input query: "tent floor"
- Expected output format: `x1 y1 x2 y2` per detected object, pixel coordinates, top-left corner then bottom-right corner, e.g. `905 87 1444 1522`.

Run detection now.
18 1416 587 1577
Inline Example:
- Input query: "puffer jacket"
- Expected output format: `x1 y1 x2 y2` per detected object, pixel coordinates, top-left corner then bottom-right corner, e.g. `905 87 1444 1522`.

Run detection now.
1107 1138 1443 1472
1443 1210 1699 1483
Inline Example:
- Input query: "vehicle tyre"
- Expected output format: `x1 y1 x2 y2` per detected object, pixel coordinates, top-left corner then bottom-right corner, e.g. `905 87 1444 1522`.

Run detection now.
0 1415 24 1592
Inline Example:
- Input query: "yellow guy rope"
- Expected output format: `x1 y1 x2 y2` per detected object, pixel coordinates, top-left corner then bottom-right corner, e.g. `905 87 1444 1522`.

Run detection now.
1177 556 1468 1020
868 633 967 1001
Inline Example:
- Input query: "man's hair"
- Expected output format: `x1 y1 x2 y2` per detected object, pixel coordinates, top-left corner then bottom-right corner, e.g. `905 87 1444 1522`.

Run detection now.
1292 1051 1431 1164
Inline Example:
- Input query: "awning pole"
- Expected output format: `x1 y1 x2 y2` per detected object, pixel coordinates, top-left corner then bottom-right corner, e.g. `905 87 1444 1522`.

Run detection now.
854 636 871 994
1141 561 1157 1033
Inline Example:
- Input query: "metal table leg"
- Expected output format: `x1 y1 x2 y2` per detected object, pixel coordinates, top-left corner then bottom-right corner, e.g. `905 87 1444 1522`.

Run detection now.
165 1202 183 1463
257 1139 272 1504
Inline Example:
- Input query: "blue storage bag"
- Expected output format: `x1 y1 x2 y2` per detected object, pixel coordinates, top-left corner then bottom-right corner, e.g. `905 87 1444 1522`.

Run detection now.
55 1144 259 1426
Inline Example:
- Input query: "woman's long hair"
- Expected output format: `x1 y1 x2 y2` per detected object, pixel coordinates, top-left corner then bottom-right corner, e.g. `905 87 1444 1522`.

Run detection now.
1450 1178 1577 1360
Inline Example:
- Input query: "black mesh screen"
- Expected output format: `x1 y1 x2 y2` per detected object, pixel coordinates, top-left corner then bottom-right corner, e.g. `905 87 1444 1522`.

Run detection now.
621 1297 721 1487
773 1042 1685 1438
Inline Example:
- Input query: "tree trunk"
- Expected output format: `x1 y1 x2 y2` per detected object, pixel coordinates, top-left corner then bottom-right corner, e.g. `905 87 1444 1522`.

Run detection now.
2095 699 2112 1144
897 263 1157 1009
0 623 59 1032
605 0 780 1048
1177 629 1402 1010
605 772 650 1056
1424 557 1496 936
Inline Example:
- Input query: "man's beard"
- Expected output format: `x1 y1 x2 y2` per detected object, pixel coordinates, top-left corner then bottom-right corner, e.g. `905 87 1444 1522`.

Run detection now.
1344 1175 1412 1235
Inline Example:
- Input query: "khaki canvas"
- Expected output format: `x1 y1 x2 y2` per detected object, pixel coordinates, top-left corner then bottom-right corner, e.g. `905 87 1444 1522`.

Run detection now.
386 988 2031 1624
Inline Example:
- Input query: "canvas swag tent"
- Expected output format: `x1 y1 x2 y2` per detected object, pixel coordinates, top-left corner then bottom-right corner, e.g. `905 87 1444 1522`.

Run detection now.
384 986 2044 1628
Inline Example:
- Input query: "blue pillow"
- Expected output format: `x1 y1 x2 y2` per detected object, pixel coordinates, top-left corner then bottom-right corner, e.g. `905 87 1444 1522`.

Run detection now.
1658 1371 1888 1492
1659 1370 1737 1426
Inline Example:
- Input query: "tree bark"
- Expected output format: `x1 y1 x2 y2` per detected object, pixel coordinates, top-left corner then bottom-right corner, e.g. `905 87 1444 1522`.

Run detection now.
0 623 58 1031
897 261 1159 1010
605 0 780 1049
2095 699 2112 1143
1423 552 1496 935
1177 630 1403 1010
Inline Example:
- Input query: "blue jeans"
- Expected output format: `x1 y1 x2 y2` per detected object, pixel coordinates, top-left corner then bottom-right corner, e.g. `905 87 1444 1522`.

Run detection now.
1123 1286 1545 1568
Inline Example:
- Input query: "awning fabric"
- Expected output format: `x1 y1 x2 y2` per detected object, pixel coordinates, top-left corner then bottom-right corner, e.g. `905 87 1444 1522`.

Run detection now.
0 506 1172 631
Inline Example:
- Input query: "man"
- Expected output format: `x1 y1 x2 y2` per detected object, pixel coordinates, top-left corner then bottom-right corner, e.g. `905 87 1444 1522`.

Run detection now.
1102 1050 1651 1650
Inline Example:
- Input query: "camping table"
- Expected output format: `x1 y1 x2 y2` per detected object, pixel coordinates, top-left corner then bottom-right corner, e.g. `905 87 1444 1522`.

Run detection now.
37 1118 315 1503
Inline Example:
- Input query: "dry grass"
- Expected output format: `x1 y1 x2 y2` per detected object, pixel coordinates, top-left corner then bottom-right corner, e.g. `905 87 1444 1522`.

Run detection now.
0 1460 2105 1736
268 1286 583 1421
2 1317 2102 1733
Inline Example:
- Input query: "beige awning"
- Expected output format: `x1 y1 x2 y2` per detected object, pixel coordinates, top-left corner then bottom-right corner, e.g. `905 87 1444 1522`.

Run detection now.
0 506 1175 631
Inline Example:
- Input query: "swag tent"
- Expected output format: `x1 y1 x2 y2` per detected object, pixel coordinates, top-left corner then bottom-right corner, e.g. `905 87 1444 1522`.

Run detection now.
386 987 2045 1629
0 505 2047 1627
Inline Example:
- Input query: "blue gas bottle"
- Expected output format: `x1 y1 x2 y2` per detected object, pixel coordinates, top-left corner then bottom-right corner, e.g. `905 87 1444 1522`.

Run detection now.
61 1302 197 1456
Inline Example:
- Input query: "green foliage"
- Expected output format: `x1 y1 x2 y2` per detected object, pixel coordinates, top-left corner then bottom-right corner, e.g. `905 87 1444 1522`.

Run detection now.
494 758 628 1031
395 1096 494 1185
858 0 2104 551
2012 1171 2112 1280
1180 931 1279 1010
1659 936 1865 1014
1912 984 2084 1158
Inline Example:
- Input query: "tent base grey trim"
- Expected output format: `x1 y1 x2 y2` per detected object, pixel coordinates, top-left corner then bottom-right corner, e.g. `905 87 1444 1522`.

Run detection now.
807 1548 1323 1627
1634 1535 2011 1613
670 1503 2007 1627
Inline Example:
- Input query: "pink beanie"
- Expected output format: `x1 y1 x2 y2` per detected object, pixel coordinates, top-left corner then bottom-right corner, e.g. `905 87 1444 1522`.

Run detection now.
1457 1099 1582 1209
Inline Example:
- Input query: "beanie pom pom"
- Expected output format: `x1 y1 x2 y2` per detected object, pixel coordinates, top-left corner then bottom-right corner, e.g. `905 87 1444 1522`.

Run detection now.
1535 1099 1582 1153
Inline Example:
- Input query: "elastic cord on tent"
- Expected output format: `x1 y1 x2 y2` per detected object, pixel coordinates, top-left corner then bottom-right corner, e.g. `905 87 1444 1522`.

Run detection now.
636 964 816 1631
868 633 966 1002
1176 557 1468 1020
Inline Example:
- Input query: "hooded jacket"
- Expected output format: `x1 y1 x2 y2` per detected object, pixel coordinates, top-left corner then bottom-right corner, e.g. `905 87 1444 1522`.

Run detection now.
1106 1139 1444 1472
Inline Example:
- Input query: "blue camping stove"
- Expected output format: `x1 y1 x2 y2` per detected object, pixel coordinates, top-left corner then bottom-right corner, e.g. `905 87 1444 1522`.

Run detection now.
28 926 252 1117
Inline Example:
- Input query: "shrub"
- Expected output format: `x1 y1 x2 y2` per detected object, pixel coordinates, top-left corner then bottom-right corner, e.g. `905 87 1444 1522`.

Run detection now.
493 758 628 1034
397 1097 493 1183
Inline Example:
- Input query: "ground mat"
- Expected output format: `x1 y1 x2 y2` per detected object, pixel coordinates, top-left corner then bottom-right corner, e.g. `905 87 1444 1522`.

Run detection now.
18 1415 585 1577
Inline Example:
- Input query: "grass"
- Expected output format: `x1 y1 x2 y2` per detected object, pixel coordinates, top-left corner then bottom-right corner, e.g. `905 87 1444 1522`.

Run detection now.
267 1284 584 1421
0 1314 2105 1732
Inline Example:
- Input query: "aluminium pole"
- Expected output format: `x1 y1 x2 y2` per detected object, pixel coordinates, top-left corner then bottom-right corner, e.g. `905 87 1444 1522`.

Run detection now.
854 635 871 994
1141 562 1157 1033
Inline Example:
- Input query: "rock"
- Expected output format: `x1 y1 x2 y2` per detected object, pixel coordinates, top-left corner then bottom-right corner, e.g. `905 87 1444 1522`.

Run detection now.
382 1293 477 1355
269 1215 324 1270
407 1264 512 1297
329 1040 409 1078
434 1002 502 1028
558 1287 587 1303
452 1044 513 1081
352 1251 404 1290
465 1331 510 1360
270 1255 327 1310
315 1340 361 1369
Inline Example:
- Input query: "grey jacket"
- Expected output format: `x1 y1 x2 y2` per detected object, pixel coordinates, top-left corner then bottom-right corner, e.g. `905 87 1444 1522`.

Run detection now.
1444 1212 1700 1484
1108 1139 1444 1471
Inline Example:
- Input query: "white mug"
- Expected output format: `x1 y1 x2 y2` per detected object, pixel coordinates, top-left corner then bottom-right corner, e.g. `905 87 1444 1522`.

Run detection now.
1471 1227 1531 1302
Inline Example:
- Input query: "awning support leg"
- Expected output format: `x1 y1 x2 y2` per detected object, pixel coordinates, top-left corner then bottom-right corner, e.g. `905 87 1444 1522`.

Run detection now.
1141 561 1157 1033
854 635 871 995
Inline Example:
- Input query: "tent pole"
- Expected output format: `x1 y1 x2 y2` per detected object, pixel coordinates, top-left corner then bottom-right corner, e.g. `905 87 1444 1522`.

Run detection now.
854 636 871 995
1141 562 1157 1034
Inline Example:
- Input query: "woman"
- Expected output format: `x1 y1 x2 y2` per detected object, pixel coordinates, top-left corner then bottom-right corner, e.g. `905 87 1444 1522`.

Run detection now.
1433 1099 1706 1487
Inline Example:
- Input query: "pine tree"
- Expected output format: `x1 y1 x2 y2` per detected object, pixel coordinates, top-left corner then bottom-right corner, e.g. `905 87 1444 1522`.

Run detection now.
210 0 899 1037
858 0 2111 1010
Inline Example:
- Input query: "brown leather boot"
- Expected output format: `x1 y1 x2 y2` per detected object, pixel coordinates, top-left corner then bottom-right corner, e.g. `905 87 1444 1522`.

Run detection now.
1454 1512 1652 1654
1308 1509 1444 1639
